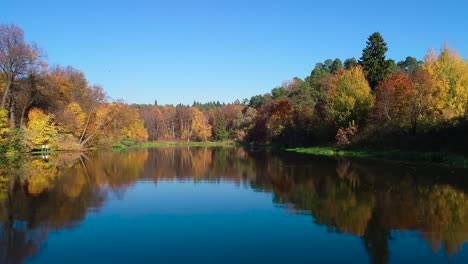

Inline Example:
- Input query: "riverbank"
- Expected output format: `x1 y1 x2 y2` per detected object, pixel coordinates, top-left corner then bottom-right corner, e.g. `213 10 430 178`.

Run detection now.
22 141 468 169
112 140 239 149
287 146 468 168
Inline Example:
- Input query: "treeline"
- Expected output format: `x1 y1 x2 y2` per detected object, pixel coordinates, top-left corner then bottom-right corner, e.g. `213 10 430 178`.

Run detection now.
135 32 468 151
136 102 256 142
0 24 148 155
1 24 467 155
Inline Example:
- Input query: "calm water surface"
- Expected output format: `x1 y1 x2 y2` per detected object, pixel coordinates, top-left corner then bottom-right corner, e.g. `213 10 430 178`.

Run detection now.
1 147 468 263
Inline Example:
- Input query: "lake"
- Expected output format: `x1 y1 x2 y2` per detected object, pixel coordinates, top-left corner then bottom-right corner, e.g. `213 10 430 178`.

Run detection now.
1 147 468 263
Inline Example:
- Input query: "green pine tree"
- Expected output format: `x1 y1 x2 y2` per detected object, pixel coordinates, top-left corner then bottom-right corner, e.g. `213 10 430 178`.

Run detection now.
213 115 228 141
359 32 391 90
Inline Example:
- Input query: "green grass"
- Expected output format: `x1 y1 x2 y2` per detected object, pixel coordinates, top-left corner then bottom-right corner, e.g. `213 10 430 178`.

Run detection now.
287 146 468 168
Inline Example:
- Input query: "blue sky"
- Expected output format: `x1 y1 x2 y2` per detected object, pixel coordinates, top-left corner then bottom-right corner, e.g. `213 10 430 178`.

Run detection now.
1 0 467 105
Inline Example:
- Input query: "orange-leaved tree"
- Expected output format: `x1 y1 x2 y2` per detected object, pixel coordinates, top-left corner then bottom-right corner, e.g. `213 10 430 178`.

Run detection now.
267 99 293 139
190 107 211 141
373 72 415 131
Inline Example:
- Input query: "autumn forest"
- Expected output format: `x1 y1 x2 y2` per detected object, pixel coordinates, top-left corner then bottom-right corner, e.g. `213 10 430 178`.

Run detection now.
1 24 467 157
2 13 468 264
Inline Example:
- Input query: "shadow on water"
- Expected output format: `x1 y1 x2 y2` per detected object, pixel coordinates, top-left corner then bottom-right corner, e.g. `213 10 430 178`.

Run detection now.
0 147 468 263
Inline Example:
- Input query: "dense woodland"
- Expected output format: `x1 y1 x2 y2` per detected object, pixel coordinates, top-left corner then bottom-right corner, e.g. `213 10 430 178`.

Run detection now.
134 32 468 152
1 24 467 156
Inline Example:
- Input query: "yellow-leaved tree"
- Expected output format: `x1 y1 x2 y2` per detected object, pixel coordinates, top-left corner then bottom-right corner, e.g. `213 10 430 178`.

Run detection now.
190 107 211 141
23 108 58 150
422 46 468 121
327 66 374 128
119 108 149 143
0 109 16 155
0 108 24 155
62 102 86 137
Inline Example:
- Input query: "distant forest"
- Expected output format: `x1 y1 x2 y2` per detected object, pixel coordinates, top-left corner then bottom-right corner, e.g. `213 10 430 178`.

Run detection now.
133 33 468 152
1 24 467 155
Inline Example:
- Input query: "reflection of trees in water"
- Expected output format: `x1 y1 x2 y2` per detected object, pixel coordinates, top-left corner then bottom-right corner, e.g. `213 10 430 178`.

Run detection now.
143 147 257 186
275 156 468 261
418 185 468 255
87 150 149 189
0 220 48 264
362 211 391 264
276 157 376 236
0 148 468 263
0 153 105 263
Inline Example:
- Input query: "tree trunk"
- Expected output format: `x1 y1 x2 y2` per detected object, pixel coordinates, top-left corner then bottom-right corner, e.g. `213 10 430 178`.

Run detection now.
9 98 16 128
187 122 193 142
187 129 192 142
180 120 183 140
1 80 12 109
80 119 112 147
411 121 417 136
20 105 26 127
155 122 159 141
20 98 34 127
171 122 175 139
79 111 93 143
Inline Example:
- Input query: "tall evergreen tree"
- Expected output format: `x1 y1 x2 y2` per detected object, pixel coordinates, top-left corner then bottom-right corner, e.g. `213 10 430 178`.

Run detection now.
213 115 228 141
359 32 390 90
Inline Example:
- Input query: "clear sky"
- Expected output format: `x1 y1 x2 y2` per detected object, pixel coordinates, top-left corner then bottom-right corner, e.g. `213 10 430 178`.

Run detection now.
1 0 466 105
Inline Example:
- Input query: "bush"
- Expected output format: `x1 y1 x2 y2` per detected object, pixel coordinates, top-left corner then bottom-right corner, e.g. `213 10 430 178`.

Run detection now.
49 134 82 151
336 122 359 146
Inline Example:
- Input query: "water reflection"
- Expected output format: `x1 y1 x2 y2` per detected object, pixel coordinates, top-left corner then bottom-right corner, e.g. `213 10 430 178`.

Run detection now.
0 147 468 263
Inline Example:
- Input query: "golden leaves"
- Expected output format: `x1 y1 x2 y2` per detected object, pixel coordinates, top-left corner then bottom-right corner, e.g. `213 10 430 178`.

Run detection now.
422 46 468 120
327 66 374 127
23 108 58 148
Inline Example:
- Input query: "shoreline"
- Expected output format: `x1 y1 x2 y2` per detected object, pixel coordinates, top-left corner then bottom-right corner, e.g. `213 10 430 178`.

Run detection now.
13 142 468 169
113 140 239 149
286 146 468 168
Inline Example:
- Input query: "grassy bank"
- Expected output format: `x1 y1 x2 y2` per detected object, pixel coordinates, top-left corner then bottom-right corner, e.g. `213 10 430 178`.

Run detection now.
287 146 468 168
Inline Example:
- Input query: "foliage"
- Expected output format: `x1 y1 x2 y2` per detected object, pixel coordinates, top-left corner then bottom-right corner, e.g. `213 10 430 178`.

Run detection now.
423 46 468 120
0 109 21 155
232 107 257 140
22 108 58 150
373 72 415 131
397 56 420 74
61 102 86 137
359 32 391 90
305 59 343 88
119 107 149 142
213 115 228 141
0 24 467 152
0 24 43 117
344 58 358 69
336 121 359 146
327 66 374 128
267 99 293 139
190 107 211 141
49 133 81 151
